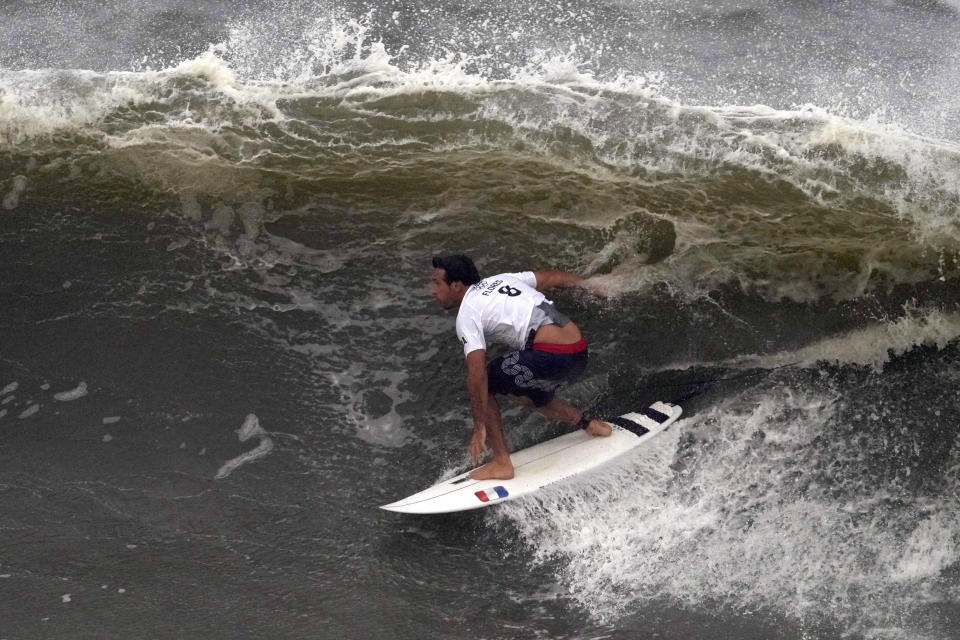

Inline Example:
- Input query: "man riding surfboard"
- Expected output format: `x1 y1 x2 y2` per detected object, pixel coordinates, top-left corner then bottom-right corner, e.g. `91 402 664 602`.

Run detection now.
431 255 610 481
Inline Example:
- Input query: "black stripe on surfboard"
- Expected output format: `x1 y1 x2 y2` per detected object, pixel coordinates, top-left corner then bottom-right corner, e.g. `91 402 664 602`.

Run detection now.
607 416 649 437
639 405 670 423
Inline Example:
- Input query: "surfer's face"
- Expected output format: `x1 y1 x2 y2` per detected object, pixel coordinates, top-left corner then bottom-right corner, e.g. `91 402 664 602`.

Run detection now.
432 268 463 309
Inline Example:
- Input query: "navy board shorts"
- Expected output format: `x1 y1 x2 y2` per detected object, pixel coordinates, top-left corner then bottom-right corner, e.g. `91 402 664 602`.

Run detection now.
487 338 589 407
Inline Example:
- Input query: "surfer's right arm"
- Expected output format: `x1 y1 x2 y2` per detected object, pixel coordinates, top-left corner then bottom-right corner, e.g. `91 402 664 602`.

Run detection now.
464 348 489 464
532 270 609 297
532 270 584 290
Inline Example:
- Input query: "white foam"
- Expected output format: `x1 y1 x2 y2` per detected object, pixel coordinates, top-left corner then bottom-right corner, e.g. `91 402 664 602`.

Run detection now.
54 382 88 401
215 414 275 479
500 389 898 627
18 404 39 419
732 306 960 371
0 51 281 149
174 46 237 89
890 512 960 581
2 175 27 210
0 68 149 144
502 375 960 640
0 382 18 395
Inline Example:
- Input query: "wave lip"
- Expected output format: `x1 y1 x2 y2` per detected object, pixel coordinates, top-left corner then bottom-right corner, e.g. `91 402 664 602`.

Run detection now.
2 18 959 303
730 306 960 371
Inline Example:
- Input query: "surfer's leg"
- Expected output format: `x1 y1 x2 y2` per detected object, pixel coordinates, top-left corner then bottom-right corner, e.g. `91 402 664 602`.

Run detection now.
508 394 534 407
508 394 610 436
539 396 611 436
470 393 515 480
534 395 578 422
498 344 610 434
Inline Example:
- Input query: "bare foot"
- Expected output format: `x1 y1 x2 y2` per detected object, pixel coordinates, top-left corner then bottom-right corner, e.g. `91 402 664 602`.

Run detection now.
586 419 612 437
470 459 515 480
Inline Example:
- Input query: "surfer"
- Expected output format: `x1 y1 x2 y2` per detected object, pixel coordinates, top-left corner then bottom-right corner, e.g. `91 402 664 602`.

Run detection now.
431 255 611 481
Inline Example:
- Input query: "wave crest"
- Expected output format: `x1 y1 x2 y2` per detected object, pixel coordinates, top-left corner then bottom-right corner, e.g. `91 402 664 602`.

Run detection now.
1 16 959 302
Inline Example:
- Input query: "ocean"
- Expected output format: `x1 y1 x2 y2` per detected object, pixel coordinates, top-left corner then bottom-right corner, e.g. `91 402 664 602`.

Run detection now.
1 1 959 638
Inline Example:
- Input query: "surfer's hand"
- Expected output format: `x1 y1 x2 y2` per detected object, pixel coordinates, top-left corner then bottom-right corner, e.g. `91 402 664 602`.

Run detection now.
469 424 488 464
581 274 613 297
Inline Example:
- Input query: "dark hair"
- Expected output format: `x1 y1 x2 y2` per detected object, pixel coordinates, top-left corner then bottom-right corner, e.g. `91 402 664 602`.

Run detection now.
432 255 481 286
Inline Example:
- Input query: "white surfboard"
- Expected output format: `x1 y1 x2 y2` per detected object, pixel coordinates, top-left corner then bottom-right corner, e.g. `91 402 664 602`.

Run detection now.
381 401 682 514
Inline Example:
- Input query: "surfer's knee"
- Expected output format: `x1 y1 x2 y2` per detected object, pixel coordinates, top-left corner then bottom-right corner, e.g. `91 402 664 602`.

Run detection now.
509 394 535 407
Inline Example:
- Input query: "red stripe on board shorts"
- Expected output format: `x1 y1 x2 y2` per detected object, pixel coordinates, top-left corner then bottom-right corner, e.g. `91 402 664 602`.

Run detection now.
531 338 587 354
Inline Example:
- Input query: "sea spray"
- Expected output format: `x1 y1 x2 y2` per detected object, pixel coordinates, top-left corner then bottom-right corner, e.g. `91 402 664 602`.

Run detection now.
215 413 274 479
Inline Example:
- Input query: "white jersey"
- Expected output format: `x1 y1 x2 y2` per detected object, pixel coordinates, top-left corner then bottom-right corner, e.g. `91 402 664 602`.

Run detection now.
456 271 552 355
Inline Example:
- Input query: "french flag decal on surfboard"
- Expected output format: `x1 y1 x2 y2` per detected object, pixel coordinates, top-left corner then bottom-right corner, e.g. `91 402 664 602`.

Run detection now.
475 486 509 502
